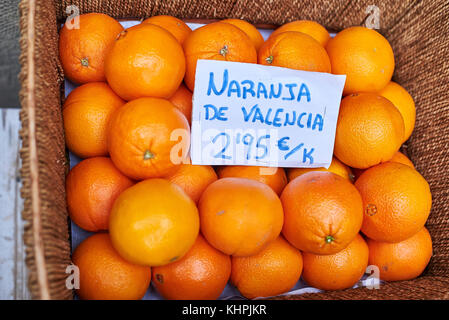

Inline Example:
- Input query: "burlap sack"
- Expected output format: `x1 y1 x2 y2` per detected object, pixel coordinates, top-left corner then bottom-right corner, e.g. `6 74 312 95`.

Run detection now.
19 0 449 299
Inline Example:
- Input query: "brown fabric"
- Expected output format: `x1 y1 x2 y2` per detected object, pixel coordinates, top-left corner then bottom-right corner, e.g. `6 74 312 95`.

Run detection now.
54 0 413 34
19 0 449 299
270 276 449 300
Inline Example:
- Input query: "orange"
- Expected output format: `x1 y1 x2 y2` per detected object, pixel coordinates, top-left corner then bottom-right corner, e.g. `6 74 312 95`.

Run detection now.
215 166 287 195
107 97 190 180
221 19 264 50
168 83 193 124
334 93 405 169
270 20 330 47
287 156 353 182
355 162 432 242
281 172 363 255
367 227 432 281
152 235 231 300
104 24 185 100
351 151 414 181
302 234 369 291
165 161 217 203
66 157 134 231
199 177 284 257
59 13 124 84
72 233 151 300
141 15 192 44
109 179 199 266
63 82 125 158
183 22 257 91
379 81 416 142
326 26 395 95
258 31 331 73
231 236 303 299
389 151 414 168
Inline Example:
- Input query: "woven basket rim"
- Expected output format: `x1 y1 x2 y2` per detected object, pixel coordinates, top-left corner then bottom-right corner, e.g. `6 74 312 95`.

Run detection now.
19 0 449 300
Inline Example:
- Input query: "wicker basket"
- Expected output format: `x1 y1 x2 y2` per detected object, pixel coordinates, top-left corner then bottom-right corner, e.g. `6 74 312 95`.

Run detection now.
18 0 449 299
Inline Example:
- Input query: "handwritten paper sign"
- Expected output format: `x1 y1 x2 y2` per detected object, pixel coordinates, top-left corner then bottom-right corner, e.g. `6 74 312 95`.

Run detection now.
190 60 346 168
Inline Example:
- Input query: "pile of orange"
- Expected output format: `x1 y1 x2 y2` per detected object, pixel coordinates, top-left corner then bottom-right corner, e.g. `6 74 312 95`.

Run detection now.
61 13 432 300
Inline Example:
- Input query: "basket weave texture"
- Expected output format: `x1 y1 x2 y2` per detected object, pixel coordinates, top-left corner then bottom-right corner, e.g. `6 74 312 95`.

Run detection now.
19 0 449 299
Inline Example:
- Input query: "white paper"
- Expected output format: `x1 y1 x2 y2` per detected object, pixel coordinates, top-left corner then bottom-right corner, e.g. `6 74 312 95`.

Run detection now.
191 60 346 168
